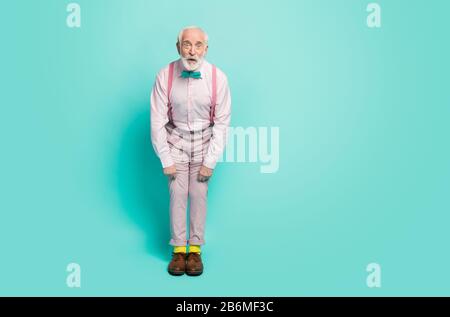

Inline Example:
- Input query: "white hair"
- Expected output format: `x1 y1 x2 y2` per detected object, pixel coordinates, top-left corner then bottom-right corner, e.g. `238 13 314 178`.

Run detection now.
177 26 209 45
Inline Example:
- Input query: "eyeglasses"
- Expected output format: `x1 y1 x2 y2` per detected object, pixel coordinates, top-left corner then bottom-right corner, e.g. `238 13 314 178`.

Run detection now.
181 41 205 50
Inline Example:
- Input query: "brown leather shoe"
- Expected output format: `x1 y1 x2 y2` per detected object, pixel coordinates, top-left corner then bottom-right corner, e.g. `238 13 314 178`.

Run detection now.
168 252 187 276
186 253 203 276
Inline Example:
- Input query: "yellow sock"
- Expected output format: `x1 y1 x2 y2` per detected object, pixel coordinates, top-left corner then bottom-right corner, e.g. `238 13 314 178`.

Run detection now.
189 245 201 254
173 246 187 253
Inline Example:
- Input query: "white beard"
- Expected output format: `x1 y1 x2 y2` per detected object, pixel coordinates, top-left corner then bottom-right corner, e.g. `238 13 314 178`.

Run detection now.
180 55 204 71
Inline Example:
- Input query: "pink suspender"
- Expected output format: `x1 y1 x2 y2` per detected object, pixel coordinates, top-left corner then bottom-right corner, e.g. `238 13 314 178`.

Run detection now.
166 61 217 126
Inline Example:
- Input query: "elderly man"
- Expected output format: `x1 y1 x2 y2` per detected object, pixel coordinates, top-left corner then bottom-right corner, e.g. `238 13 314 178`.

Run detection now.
150 26 231 276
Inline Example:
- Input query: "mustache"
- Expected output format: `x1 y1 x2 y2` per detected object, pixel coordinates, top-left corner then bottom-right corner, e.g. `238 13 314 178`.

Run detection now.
184 56 199 61
180 55 204 70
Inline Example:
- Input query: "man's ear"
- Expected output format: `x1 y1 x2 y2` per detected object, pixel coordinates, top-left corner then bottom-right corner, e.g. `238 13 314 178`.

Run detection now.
176 42 180 55
204 45 208 55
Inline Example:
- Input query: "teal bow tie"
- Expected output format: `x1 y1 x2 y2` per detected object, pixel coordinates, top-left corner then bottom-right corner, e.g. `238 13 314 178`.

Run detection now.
181 70 202 79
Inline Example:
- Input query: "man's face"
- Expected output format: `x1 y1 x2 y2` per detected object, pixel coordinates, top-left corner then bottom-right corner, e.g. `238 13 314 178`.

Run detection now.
177 29 208 71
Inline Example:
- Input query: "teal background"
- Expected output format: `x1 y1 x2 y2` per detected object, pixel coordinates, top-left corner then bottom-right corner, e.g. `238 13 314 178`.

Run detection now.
1 0 449 296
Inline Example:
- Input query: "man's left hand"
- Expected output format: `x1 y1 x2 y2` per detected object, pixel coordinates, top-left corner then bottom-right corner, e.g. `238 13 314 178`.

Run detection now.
198 165 213 182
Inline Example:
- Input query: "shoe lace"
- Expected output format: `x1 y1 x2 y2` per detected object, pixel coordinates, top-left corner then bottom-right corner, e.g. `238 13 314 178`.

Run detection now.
173 252 185 260
188 253 201 262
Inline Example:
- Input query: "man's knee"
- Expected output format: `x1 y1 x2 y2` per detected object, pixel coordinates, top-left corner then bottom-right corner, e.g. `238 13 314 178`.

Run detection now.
189 184 208 201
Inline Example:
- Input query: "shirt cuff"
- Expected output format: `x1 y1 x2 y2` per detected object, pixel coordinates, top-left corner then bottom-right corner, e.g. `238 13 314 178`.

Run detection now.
160 153 174 168
202 156 217 169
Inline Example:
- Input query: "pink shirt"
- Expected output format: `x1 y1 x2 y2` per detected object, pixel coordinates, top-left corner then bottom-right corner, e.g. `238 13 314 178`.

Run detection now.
150 58 232 169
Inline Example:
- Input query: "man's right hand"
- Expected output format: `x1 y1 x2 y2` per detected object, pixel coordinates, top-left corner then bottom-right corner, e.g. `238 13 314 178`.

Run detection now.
163 165 177 180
